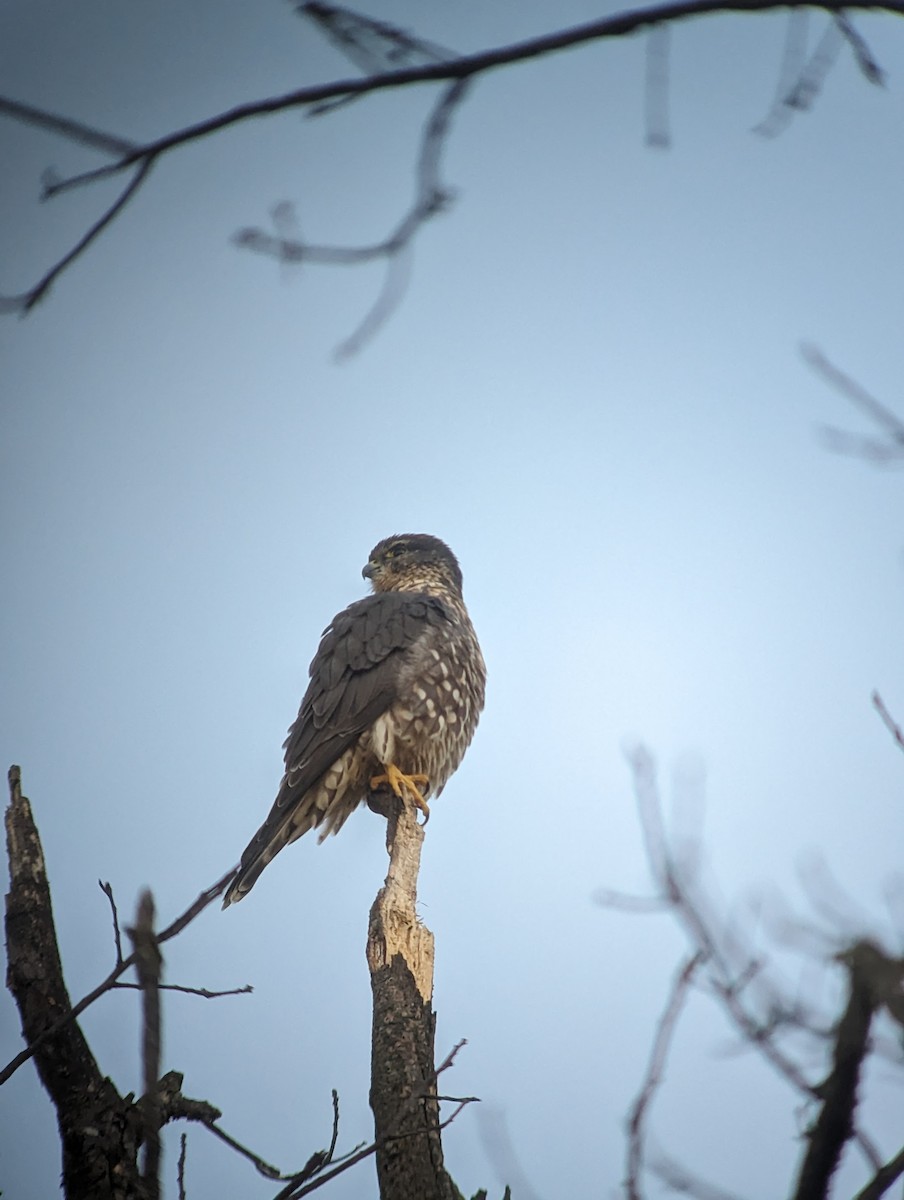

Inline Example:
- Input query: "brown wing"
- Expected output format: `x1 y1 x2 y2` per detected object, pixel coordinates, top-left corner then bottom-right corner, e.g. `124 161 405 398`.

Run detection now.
223 592 451 905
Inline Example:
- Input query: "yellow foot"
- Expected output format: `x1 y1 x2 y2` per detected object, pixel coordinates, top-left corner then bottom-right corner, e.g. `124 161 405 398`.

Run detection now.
370 763 431 823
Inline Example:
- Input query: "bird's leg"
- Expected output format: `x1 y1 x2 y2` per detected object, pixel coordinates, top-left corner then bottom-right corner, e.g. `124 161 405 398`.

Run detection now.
369 763 431 824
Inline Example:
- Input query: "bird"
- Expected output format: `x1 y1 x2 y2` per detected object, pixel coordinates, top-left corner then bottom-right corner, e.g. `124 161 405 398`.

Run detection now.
222 534 485 906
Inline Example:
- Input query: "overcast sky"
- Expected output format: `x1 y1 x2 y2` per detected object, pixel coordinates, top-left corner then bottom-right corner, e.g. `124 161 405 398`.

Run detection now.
2 2 903 1198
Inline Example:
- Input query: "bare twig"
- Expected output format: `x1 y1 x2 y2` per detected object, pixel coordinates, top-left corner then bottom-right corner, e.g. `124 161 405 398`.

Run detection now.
0 95 137 156
650 1149 748 1200
614 748 885 1173
873 691 904 755
272 1041 470 1200
99 878 125 965
644 24 672 148
854 1144 904 1200
752 9 810 136
802 344 904 465
0 158 154 313
238 76 468 357
111 981 253 999
626 952 705 1200
177 1133 188 1200
0 857 237 1085
1 0 898 315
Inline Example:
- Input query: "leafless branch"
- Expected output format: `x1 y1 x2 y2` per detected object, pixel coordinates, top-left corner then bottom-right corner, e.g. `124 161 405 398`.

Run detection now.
611 747 888 1176
99 878 125 966
833 12 885 85
0 850 237 1085
650 1149 748 1200
0 158 154 314
873 691 904 755
802 343 904 465
752 10 810 136
0 95 137 156
644 24 672 148
0 0 895 317
626 952 705 1200
111 981 253 999
237 75 467 357
854 1144 904 1200
272 1040 470 1200
791 941 904 1200
177 1133 188 1200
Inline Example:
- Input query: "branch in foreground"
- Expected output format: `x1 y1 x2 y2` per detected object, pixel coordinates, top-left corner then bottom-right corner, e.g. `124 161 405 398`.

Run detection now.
626 952 704 1200
129 890 163 1200
603 747 895 1194
791 941 904 1200
0 0 892 316
802 343 904 465
4 765 144 1198
1 770 237 1085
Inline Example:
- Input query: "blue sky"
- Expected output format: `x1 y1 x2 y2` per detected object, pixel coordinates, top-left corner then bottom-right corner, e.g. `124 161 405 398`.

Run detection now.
2 2 903 1197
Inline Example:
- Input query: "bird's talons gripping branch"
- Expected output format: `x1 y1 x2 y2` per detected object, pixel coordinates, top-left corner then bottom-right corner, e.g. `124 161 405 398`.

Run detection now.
370 764 432 825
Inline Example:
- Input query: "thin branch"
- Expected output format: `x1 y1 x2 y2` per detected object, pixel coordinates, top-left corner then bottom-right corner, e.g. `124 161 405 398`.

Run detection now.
873 691 904 755
621 748 884 1172
0 858 238 1085
1 0 899 316
802 343 904 464
833 11 885 84
111 981 253 999
854 1144 904 1200
0 95 137 156
626 952 705 1200
25 0 904 199
99 878 125 965
0 158 154 313
238 76 468 358
272 1041 470 1200
650 1149 748 1200
644 24 672 148
177 1133 188 1200
752 9 810 136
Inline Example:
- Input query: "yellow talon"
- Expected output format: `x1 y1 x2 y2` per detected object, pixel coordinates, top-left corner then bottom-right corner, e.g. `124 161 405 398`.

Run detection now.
370 763 431 823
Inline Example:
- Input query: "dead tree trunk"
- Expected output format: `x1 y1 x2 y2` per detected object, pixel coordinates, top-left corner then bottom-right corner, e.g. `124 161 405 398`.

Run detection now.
4 767 146 1199
366 796 458 1200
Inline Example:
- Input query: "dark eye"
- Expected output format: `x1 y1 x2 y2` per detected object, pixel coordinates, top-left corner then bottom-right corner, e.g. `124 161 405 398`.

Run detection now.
389 541 408 559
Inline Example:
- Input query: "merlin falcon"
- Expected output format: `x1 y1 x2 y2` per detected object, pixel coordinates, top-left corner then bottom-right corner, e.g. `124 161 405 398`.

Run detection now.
223 534 486 906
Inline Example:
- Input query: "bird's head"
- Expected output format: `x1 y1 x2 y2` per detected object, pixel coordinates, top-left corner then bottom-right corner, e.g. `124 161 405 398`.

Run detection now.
363 534 464 597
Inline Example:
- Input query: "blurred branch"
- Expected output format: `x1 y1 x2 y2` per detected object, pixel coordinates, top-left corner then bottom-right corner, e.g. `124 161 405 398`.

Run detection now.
0 158 154 315
604 747 895 1192
802 344 904 465
791 941 904 1200
0 0 894 320
854 1144 904 1200
873 691 904 755
129 890 163 1200
235 76 469 358
626 952 705 1200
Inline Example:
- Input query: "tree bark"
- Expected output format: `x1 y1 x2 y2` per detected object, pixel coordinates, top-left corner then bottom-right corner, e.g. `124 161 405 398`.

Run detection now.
366 795 458 1200
4 766 146 1199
